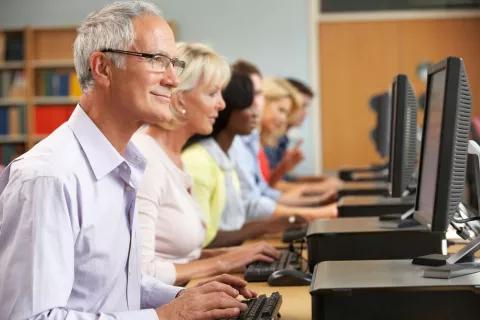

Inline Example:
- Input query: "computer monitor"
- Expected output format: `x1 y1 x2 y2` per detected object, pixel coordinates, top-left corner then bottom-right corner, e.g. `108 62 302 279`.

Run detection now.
370 92 392 159
388 75 418 198
413 56 472 233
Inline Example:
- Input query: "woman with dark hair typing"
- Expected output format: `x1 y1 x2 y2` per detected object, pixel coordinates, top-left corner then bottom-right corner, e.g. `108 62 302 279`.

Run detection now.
182 72 307 249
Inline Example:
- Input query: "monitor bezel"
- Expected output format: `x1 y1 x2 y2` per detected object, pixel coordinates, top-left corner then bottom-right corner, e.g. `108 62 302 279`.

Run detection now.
414 57 465 232
377 92 392 159
389 74 417 198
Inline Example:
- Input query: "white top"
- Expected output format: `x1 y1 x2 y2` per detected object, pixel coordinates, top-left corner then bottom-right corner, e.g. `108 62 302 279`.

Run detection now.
133 133 207 285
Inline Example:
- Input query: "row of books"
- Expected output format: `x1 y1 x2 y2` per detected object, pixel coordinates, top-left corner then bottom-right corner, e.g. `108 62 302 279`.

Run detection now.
35 105 75 134
0 105 75 135
0 70 26 98
0 144 25 167
0 31 24 62
37 70 82 97
0 70 82 99
0 106 25 135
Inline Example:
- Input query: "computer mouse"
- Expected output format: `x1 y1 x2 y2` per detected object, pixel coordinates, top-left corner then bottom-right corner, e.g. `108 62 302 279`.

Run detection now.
267 269 312 287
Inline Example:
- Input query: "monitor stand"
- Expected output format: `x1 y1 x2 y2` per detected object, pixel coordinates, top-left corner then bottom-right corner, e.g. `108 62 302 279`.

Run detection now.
338 161 388 181
413 140 480 279
338 193 415 218
412 203 480 278
378 208 419 229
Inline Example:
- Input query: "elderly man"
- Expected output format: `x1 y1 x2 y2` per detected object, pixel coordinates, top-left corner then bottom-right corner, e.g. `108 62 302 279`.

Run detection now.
0 2 252 319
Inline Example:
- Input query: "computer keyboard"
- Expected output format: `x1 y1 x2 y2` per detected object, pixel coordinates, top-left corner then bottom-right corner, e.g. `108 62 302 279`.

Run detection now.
245 251 301 282
223 292 282 320
282 227 307 243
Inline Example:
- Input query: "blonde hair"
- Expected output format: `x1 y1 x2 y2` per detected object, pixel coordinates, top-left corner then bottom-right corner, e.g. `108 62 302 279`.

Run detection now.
261 77 302 146
159 42 231 130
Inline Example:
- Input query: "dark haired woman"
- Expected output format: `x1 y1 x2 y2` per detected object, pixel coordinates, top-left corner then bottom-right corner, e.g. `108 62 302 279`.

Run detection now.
182 72 307 249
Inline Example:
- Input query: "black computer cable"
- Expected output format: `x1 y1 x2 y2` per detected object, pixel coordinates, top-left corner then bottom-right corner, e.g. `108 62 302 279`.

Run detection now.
450 221 472 242
452 216 480 224
288 238 310 274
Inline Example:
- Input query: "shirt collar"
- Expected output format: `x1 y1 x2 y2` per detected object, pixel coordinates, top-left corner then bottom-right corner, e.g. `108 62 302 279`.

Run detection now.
67 105 146 181
198 138 235 171
240 129 260 153
240 129 259 145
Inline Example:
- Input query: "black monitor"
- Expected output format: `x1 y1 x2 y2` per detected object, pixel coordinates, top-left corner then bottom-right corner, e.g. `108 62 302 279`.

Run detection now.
413 56 471 233
388 75 418 198
411 56 477 279
370 92 392 159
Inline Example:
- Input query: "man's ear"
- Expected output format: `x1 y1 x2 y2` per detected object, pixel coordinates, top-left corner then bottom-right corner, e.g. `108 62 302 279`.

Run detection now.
89 52 112 88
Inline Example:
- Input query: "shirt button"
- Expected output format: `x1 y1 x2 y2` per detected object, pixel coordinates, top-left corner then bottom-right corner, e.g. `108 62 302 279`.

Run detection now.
126 186 134 192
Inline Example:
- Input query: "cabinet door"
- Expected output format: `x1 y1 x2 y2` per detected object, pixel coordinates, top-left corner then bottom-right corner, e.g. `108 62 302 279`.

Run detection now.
319 21 401 170
399 18 480 123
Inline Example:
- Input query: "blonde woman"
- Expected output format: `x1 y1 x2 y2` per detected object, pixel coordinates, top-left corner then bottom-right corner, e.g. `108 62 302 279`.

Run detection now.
133 43 280 286
259 78 340 201
258 78 302 184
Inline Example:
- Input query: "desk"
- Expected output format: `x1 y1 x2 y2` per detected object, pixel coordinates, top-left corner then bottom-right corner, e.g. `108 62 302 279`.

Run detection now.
310 259 480 319
187 273 311 320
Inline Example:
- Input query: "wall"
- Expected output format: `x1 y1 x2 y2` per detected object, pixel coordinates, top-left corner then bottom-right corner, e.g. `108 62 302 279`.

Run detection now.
319 17 480 170
0 0 317 175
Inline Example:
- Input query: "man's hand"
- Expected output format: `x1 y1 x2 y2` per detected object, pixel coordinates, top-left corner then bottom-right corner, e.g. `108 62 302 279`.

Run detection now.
193 274 258 299
156 276 252 320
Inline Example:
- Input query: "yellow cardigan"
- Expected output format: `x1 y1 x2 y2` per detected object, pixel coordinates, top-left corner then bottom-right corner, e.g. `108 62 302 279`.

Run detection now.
182 143 241 247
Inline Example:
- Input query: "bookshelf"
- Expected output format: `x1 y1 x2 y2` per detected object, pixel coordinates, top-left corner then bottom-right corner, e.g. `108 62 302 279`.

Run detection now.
0 21 177 166
0 25 86 165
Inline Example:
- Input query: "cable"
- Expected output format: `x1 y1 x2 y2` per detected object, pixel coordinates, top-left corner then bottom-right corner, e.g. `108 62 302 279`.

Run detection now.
450 221 472 241
288 238 310 273
452 216 480 224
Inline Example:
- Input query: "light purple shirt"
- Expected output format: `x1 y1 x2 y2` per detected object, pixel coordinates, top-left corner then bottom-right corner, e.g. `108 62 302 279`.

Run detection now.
0 106 182 319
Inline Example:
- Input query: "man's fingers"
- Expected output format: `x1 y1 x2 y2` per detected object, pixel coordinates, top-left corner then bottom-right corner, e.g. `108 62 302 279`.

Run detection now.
204 274 248 291
202 292 248 312
237 287 255 299
195 281 240 298
204 307 243 320
249 289 258 297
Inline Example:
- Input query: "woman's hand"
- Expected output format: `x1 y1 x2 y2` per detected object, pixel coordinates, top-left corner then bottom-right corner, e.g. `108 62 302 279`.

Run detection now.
217 242 281 274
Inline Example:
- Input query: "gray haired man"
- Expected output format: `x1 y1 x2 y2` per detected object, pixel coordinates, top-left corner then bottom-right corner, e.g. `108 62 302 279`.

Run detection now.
0 1 252 319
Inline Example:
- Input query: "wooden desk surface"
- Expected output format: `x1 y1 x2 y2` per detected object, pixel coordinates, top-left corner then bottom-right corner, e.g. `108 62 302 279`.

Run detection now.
186 273 311 320
187 231 474 320
244 234 286 249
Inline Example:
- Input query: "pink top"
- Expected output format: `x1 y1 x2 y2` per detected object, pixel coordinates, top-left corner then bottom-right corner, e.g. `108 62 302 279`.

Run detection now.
133 133 207 285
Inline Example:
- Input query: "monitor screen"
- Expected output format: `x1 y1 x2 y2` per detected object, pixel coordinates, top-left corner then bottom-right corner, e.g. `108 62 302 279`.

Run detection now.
416 69 447 225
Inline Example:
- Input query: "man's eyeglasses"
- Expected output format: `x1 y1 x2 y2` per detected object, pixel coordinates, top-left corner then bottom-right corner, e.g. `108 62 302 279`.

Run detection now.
101 49 186 76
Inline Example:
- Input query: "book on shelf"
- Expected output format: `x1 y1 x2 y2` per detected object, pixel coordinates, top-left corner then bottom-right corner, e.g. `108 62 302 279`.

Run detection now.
1 70 26 98
35 105 75 135
5 32 24 61
0 32 5 63
38 70 81 97
0 106 25 135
